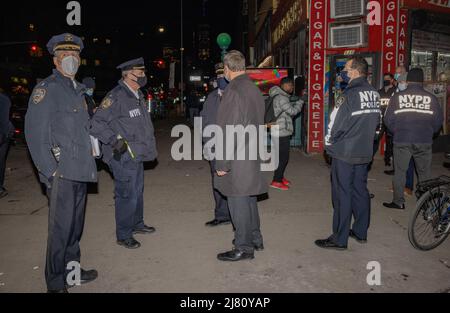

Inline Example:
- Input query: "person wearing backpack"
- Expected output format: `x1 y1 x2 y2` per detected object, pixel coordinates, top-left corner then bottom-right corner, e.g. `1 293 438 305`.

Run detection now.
267 77 303 191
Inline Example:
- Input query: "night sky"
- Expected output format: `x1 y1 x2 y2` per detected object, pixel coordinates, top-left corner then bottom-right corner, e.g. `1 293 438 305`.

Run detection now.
2 0 242 64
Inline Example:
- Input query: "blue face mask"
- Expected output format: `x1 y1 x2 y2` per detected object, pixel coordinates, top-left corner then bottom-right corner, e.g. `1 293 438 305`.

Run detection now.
86 89 94 96
340 71 350 83
394 73 400 80
218 77 229 91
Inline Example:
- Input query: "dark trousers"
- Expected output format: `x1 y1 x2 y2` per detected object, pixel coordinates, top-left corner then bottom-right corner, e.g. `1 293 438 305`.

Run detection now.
385 134 394 165
210 161 230 221
273 136 291 182
406 158 415 190
228 196 263 253
393 144 432 206
110 159 145 241
45 177 87 291
331 159 371 246
0 141 9 190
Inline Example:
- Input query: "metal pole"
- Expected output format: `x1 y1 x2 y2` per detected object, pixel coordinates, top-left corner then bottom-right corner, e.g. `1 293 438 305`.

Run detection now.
180 0 184 117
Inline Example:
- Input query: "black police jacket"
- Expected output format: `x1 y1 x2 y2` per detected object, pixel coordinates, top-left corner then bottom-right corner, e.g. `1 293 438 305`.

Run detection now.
89 80 157 164
25 70 98 185
325 77 381 165
384 83 443 145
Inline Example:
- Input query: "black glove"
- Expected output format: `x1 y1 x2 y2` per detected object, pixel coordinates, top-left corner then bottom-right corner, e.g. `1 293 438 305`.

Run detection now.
112 138 127 161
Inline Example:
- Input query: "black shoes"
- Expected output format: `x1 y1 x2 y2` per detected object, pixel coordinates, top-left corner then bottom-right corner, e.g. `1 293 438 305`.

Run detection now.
79 268 98 284
0 189 8 199
133 225 156 235
117 237 141 249
217 249 254 262
349 230 367 244
315 238 347 250
205 219 231 227
384 170 395 176
232 239 264 251
383 202 405 210
66 268 98 289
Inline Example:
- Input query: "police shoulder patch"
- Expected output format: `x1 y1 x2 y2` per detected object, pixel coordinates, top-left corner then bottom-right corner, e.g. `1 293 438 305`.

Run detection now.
336 96 346 108
101 96 113 109
32 88 46 104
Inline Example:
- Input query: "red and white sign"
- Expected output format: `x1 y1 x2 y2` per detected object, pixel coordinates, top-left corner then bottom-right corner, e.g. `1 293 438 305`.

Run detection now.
397 9 408 67
308 0 326 153
382 0 399 74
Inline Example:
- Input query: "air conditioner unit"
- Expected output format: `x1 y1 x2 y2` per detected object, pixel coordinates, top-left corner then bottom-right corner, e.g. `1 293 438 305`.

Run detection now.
330 23 365 48
331 0 365 19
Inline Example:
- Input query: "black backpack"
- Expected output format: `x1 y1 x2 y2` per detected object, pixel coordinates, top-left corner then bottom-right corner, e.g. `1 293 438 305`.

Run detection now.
264 95 281 124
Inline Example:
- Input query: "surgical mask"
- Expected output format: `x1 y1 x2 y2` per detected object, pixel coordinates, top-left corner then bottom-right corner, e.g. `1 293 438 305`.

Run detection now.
398 83 408 91
212 81 218 89
86 89 94 96
394 73 400 80
131 74 147 87
340 71 350 83
218 77 229 91
61 56 79 76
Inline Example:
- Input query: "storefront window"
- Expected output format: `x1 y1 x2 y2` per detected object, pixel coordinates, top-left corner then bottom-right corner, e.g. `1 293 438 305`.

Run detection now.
437 52 450 79
411 50 434 82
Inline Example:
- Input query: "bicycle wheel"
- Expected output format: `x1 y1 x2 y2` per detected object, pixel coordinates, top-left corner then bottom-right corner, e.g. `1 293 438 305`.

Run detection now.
408 186 450 251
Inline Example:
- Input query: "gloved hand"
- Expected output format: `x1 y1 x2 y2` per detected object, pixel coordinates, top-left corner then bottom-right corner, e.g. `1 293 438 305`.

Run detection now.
112 138 127 161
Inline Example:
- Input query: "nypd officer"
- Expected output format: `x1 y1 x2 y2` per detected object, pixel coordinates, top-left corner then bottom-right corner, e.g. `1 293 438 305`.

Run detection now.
316 56 381 250
25 33 98 293
383 68 443 210
90 58 158 249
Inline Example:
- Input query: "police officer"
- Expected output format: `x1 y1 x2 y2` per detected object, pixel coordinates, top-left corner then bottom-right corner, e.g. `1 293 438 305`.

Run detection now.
0 89 14 199
90 58 158 249
25 33 98 293
316 56 381 250
201 63 231 227
379 73 397 169
383 68 443 210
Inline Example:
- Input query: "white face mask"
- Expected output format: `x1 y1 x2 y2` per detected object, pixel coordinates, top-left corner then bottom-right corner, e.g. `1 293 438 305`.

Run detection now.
398 83 408 91
61 55 80 76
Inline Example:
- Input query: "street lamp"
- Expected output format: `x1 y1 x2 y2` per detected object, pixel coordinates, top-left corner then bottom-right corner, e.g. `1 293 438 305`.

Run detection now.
217 33 232 61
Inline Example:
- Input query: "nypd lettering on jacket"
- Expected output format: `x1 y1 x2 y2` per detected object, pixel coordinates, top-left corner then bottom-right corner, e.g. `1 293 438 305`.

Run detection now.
396 94 433 114
129 108 142 118
384 84 443 145
353 91 381 116
325 77 381 165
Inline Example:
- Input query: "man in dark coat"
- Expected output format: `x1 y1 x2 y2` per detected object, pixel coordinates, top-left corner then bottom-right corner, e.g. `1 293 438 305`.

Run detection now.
201 63 231 227
214 50 268 262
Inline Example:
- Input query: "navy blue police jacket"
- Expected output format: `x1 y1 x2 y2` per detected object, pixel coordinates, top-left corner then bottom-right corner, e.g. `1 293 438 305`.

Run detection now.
325 76 381 165
89 80 157 164
384 83 443 145
25 69 98 186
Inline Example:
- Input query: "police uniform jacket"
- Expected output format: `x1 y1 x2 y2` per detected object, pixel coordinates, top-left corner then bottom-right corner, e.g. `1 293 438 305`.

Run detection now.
25 70 98 185
89 80 157 164
384 83 443 145
325 76 381 165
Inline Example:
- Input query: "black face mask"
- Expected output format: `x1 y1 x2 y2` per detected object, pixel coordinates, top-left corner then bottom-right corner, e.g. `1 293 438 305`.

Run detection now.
383 80 392 87
131 74 147 87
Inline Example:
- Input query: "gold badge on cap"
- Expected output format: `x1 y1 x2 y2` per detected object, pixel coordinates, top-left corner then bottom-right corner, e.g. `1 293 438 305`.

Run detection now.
65 34 73 42
32 88 46 104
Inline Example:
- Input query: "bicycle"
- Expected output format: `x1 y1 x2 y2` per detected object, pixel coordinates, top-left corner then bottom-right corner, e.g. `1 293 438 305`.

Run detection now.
408 175 450 251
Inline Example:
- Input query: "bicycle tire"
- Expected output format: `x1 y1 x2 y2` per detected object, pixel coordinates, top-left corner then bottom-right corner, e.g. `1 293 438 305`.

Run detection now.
408 186 450 251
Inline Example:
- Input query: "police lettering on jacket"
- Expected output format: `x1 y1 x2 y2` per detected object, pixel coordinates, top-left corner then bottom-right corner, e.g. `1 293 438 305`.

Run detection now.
384 84 443 145
325 77 381 165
